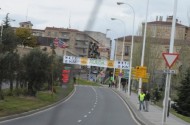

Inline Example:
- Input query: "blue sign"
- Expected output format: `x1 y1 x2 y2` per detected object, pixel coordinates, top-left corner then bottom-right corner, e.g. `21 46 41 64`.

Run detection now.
123 69 129 78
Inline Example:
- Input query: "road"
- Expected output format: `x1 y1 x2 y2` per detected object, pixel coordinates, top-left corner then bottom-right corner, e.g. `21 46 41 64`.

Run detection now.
0 86 138 125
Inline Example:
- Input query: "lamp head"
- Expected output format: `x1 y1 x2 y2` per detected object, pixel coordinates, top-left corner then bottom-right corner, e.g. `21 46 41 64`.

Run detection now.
111 18 117 20
117 2 125 5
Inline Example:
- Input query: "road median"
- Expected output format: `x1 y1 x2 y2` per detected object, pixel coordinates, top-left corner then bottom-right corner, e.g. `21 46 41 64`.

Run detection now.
0 84 75 121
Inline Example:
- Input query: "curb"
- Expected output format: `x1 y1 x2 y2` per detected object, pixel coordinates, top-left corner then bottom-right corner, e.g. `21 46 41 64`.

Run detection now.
112 89 155 125
0 86 76 122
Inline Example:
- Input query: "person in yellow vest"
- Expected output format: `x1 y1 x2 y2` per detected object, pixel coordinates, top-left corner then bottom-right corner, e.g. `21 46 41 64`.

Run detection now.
138 91 145 111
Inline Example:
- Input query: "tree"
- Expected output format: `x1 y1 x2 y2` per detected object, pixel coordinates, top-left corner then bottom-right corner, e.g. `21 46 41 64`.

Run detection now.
15 28 38 47
3 13 11 29
0 53 7 100
22 49 51 96
176 67 190 116
3 52 20 95
132 36 162 91
0 13 18 53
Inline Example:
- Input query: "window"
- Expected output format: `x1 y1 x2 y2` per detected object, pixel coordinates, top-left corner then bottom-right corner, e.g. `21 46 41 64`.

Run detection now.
125 46 130 56
61 32 69 37
83 49 86 53
54 32 57 37
48 32 51 36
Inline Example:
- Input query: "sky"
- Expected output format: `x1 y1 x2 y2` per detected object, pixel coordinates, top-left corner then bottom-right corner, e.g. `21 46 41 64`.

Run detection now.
1 0 190 39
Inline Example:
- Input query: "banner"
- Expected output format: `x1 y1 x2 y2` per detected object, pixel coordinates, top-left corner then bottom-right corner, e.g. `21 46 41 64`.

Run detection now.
63 56 80 65
88 58 107 67
63 56 130 69
115 61 130 69
62 70 70 83
107 60 114 68
80 57 88 65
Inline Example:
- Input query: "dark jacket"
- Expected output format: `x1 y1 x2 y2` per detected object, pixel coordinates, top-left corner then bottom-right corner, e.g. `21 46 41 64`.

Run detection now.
144 92 150 101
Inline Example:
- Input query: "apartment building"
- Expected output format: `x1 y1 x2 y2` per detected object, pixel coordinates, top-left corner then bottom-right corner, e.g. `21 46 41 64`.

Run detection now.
142 16 188 40
19 21 33 29
84 31 111 48
17 21 110 58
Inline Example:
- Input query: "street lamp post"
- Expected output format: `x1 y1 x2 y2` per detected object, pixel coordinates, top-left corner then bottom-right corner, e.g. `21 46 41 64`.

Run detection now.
117 2 135 96
106 29 118 81
138 0 149 95
0 22 3 44
111 18 126 90
113 38 118 79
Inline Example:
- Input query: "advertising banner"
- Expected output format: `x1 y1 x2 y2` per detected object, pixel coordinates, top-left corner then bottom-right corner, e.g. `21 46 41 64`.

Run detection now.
115 61 130 69
88 58 107 67
80 57 88 65
62 70 70 83
107 60 115 68
63 56 80 65
63 56 129 69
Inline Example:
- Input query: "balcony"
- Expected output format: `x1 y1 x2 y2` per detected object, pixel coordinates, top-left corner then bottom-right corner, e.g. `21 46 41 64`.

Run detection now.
75 44 88 49
60 35 70 39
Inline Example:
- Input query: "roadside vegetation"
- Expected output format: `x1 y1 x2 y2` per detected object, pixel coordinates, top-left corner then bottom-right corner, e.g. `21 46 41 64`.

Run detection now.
131 29 190 122
77 78 100 86
0 83 74 117
0 13 74 117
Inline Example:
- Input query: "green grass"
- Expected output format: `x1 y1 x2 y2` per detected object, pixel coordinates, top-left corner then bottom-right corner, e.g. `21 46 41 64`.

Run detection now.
170 109 190 123
152 99 190 123
77 78 100 86
0 83 74 117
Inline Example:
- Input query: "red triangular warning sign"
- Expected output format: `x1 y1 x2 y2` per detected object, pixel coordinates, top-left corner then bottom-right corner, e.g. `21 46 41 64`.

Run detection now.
162 53 179 68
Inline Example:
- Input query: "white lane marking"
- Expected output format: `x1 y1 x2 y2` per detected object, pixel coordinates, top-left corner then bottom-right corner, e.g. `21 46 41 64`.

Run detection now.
94 105 96 107
95 102 97 105
0 87 77 123
88 112 91 114
78 120 82 123
111 90 141 125
91 108 94 111
84 115 87 118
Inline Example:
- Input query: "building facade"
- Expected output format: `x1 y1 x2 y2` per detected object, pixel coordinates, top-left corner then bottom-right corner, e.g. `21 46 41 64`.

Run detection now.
142 16 188 40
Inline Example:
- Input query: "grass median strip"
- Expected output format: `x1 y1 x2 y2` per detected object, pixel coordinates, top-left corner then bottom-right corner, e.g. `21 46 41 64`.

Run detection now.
0 84 74 117
77 78 100 86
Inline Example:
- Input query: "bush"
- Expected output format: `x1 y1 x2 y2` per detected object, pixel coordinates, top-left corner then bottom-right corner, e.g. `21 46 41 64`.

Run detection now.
12 88 28 96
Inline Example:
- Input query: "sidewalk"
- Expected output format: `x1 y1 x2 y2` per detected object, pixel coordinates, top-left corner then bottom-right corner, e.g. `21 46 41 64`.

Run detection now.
115 88 190 125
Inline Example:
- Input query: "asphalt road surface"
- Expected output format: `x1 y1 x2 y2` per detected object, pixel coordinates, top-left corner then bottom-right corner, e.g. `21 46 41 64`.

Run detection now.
0 86 138 125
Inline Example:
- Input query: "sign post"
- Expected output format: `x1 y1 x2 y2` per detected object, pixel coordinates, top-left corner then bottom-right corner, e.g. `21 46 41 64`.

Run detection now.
162 52 179 124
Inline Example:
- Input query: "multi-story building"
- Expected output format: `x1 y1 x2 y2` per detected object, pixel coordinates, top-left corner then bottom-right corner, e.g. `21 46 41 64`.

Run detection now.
16 21 110 58
142 16 188 40
19 21 33 29
84 31 111 48
36 27 101 58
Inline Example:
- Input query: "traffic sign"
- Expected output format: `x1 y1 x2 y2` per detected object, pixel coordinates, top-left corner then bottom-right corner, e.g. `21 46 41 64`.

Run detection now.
163 69 176 74
115 69 124 76
162 53 179 68
119 72 123 77
135 66 147 78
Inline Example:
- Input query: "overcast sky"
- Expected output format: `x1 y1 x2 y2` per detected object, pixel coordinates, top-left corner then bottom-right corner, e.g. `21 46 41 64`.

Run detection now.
0 0 190 39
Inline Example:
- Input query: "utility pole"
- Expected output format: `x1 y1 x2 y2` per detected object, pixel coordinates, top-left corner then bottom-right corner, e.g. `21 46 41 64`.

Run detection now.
162 0 178 124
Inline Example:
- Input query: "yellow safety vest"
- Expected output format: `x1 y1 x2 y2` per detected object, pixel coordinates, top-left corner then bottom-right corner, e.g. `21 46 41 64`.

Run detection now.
139 93 145 101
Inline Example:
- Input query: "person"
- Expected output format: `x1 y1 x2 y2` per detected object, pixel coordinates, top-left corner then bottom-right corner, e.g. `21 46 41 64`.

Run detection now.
122 82 126 93
110 76 114 88
138 91 145 111
144 90 150 112
73 76 76 84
